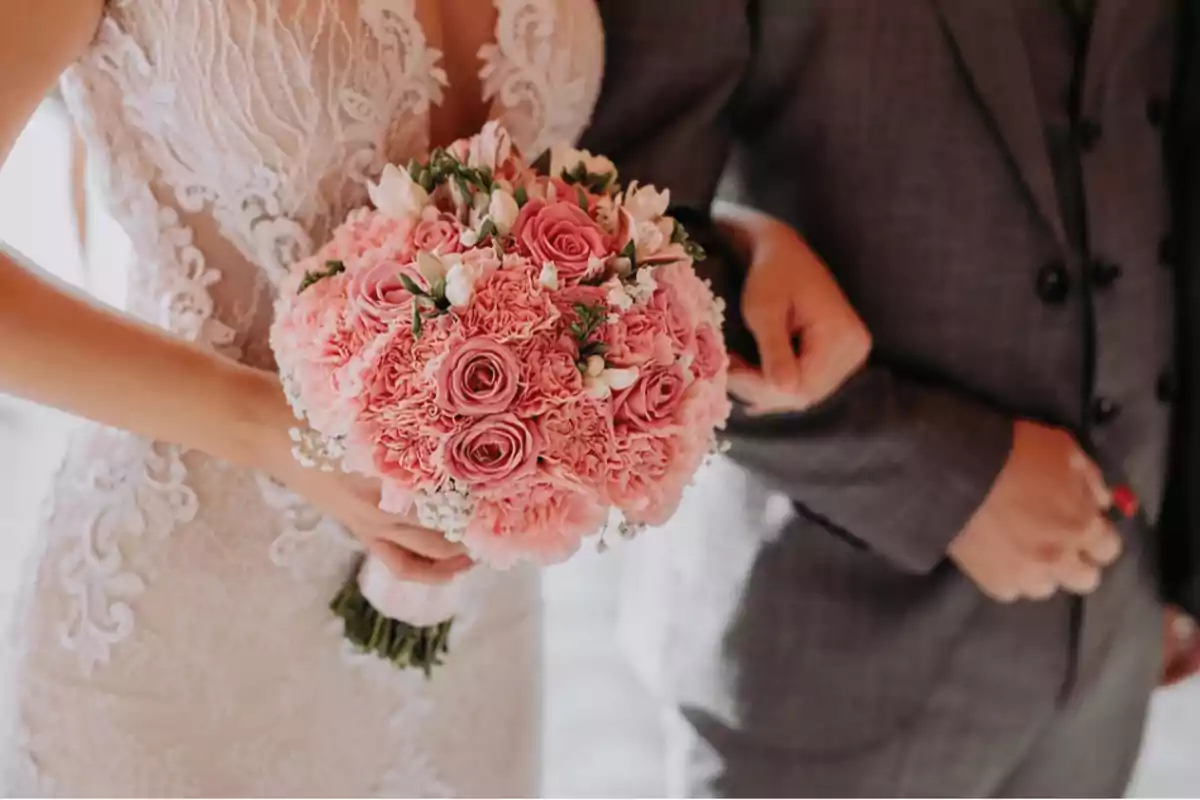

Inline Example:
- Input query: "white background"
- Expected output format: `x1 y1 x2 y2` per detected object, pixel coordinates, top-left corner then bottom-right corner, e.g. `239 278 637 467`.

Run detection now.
1 101 1196 797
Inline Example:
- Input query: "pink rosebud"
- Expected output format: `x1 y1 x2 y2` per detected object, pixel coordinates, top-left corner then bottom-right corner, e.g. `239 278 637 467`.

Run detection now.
435 337 522 416
444 414 540 491
347 258 416 326
614 364 689 432
692 324 727 380
411 211 465 255
512 199 612 285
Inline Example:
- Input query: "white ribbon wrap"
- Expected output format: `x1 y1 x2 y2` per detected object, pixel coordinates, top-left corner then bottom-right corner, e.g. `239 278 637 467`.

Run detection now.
356 554 462 627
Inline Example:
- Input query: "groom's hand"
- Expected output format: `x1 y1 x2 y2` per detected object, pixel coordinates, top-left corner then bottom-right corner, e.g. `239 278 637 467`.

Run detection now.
947 420 1122 602
1162 607 1200 687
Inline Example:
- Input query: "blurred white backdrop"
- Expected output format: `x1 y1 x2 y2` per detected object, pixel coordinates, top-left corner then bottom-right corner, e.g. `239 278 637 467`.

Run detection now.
0 100 1196 797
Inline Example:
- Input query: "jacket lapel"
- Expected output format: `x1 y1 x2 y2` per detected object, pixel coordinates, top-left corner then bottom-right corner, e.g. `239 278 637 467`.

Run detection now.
1083 0 1159 107
930 0 1069 250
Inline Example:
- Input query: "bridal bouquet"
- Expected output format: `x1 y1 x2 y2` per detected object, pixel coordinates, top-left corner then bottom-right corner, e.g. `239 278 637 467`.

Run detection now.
270 122 731 673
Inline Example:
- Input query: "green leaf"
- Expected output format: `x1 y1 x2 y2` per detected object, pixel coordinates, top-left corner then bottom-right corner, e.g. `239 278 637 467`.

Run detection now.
514 186 528 207
576 185 589 211
477 218 498 242
411 302 424 338
671 218 688 245
296 259 346 294
399 272 428 297
685 240 707 261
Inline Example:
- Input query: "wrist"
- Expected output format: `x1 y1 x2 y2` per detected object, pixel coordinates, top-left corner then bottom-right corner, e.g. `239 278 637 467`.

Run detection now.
220 364 297 477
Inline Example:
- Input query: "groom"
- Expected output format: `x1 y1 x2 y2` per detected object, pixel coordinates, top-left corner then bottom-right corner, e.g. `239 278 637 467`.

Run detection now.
584 1 1197 795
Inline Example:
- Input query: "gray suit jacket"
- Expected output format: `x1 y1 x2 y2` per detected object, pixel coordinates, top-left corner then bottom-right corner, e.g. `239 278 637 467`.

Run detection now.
583 0 1175 789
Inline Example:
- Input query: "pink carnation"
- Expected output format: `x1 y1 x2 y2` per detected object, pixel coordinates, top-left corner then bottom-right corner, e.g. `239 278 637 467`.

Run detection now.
649 283 697 355
513 337 585 417
455 261 561 342
538 397 617 487
466 468 607 568
606 432 701 526
601 304 675 368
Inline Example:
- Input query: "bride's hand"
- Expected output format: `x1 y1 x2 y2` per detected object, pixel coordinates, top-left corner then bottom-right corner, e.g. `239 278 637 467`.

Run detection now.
249 375 474 585
277 461 475 585
714 202 871 413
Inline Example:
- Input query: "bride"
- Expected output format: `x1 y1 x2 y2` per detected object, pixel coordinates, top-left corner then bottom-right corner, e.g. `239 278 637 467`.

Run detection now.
0 0 603 794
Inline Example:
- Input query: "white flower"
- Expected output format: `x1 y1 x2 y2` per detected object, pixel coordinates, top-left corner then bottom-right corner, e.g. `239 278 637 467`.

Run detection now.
606 282 635 312
459 228 480 248
550 144 617 181
444 258 481 308
584 365 640 398
629 267 659 303
416 251 447 285
585 355 606 378
368 163 429 220
622 182 671 223
539 261 559 291
489 189 520 235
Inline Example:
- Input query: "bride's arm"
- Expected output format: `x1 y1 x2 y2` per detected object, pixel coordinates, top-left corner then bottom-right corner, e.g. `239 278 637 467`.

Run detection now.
0 0 289 471
712 200 872 410
0 0 470 581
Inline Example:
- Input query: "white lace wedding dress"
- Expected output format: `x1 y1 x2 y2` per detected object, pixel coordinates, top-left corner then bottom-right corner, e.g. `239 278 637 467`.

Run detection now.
0 0 602 795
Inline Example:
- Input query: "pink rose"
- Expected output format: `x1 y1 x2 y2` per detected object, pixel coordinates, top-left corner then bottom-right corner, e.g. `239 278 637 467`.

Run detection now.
435 337 522 416
466 468 607 568
444 413 540 490
347 258 416 327
614 364 689 433
512 199 611 284
410 211 464 255
692 324 726 380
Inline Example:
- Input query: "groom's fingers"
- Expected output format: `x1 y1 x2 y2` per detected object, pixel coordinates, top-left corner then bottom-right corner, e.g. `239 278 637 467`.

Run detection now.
742 291 802 393
727 366 804 415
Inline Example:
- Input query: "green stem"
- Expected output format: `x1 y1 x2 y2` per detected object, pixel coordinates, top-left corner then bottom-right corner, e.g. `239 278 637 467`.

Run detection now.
330 560 454 676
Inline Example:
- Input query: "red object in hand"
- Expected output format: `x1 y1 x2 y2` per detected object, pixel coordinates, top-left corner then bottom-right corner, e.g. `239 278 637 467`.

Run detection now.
1105 484 1139 522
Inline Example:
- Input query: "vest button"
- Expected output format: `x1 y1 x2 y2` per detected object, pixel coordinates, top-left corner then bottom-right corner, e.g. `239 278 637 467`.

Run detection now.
1089 259 1122 289
1036 261 1070 305
1092 396 1121 426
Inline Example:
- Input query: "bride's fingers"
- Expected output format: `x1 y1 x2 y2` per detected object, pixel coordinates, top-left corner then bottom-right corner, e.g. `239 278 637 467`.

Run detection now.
386 522 468 561
369 540 474 584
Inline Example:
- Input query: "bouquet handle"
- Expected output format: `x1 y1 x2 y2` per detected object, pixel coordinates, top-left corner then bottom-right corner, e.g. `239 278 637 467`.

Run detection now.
331 554 461 675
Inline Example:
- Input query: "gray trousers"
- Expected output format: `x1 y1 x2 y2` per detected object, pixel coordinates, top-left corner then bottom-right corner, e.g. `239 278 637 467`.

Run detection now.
664 587 1161 798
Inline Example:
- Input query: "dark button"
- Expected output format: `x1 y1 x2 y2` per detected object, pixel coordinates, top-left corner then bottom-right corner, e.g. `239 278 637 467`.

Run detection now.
1159 234 1177 269
1092 396 1121 425
1089 258 1122 289
1158 371 1176 404
1147 96 1167 128
1074 118 1103 151
1036 261 1071 304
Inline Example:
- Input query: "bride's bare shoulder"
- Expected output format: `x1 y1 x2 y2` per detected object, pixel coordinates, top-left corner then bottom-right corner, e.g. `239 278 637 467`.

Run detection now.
0 0 106 160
